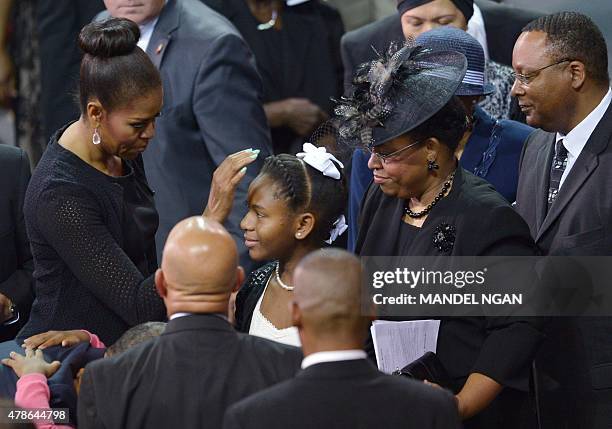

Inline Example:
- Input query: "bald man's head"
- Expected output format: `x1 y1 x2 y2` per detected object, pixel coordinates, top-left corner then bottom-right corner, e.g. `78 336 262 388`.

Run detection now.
292 249 367 341
156 217 243 314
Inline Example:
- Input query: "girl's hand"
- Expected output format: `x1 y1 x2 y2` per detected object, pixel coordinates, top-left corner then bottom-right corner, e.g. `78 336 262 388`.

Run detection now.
2 349 60 378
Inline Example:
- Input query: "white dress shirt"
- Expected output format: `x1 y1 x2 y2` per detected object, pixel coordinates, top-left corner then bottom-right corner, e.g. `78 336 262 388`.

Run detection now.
556 87 612 189
301 350 368 369
169 312 228 321
137 16 160 52
467 4 489 62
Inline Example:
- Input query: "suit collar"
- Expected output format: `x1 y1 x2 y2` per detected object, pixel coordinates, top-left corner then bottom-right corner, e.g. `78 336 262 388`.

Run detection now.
147 0 180 69
536 102 612 241
301 350 368 369
163 313 235 335
297 358 379 380
555 88 612 159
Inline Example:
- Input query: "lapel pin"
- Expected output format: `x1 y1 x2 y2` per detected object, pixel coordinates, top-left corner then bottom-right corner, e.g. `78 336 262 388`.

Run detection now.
156 43 164 55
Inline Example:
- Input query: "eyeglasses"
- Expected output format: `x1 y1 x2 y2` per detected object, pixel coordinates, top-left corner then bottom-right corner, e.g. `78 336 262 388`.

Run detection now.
511 59 571 86
365 139 423 164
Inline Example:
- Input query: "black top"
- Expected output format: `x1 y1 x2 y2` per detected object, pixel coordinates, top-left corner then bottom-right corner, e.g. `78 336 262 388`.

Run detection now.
204 0 344 153
357 168 544 429
0 145 34 341
109 165 158 276
18 125 166 345
234 262 275 333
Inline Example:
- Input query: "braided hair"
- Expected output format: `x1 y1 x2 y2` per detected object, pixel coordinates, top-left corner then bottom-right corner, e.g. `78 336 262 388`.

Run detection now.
259 154 347 244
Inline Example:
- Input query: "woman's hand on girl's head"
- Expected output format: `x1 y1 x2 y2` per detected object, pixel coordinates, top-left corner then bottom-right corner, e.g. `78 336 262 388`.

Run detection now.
1 349 60 379
203 149 260 223
22 330 91 350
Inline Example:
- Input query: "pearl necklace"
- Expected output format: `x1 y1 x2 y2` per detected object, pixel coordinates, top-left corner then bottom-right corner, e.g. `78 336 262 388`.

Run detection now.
404 171 455 219
275 261 293 291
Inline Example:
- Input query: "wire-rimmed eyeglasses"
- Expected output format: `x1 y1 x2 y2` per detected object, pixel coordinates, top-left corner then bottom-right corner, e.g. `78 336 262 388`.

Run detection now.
365 139 423 164
511 59 572 86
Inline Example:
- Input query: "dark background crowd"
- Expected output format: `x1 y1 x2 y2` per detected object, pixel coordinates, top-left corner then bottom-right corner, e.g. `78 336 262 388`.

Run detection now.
0 1 611 429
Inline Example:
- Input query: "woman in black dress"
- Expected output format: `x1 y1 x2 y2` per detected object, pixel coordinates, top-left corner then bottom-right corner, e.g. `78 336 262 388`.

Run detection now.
14 19 168 346
339 42 544 428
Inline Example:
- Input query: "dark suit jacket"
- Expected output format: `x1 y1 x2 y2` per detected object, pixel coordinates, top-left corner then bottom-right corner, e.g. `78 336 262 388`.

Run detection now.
100 0 273 269
78 314 302 429
340 14 402 94
223 359 460 429
475 0 542 67
0 146 33 341
514 101 612 428
37 0 105 146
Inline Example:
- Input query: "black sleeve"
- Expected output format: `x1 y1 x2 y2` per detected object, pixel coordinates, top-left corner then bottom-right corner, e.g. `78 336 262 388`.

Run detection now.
468 205 545 390
34 184 165 326
433 390 462 429
319 2 345 99
340 33 356 96
222 403 245 429
77 366 105 429
0 149 34 311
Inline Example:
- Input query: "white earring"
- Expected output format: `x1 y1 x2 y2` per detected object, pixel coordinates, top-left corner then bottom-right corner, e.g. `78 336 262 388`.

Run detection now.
92 126 101 145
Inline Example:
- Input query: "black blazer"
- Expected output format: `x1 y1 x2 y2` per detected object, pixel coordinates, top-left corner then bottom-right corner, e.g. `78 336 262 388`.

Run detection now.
223 359 460 429
515 101 612 428
475 0 543 67
357 168 544 429
0 145 34 341
78 314 302 429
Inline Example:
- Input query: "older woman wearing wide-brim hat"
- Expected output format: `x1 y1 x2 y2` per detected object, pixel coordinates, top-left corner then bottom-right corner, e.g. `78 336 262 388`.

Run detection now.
339 42 544 428
347 27 533 249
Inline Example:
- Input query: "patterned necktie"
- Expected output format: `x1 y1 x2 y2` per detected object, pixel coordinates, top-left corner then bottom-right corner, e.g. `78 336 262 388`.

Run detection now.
547 139 568 209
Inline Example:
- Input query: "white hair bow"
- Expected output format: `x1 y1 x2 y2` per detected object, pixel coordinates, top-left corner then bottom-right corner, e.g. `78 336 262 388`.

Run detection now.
325 215 348 245
296 143 344 180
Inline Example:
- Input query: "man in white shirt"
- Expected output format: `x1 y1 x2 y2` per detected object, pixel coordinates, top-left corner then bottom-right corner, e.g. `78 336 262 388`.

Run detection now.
223 249 460 429
512 11 612 429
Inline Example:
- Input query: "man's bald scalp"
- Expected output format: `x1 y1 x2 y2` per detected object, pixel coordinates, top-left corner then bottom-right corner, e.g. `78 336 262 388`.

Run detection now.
293 249 363 329
161 216 238 295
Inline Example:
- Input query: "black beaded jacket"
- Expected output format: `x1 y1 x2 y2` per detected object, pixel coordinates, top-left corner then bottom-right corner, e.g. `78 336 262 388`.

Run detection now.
18 126 166 345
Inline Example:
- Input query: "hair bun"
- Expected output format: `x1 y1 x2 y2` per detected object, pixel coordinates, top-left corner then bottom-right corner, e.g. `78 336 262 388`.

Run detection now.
79 18 141 58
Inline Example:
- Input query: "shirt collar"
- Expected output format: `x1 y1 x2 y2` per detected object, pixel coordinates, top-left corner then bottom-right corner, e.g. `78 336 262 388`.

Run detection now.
169 312 229 322
301 350 367 369
556 87 612 157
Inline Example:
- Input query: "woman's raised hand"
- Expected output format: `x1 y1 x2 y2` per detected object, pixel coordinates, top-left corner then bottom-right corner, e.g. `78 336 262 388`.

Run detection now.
203 148 260 223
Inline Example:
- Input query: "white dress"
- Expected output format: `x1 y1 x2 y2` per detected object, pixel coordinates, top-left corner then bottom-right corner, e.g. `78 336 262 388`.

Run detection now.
248 276 301 347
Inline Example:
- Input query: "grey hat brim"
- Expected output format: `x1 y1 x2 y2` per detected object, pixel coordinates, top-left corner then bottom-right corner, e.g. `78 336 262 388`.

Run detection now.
455 81 495 97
